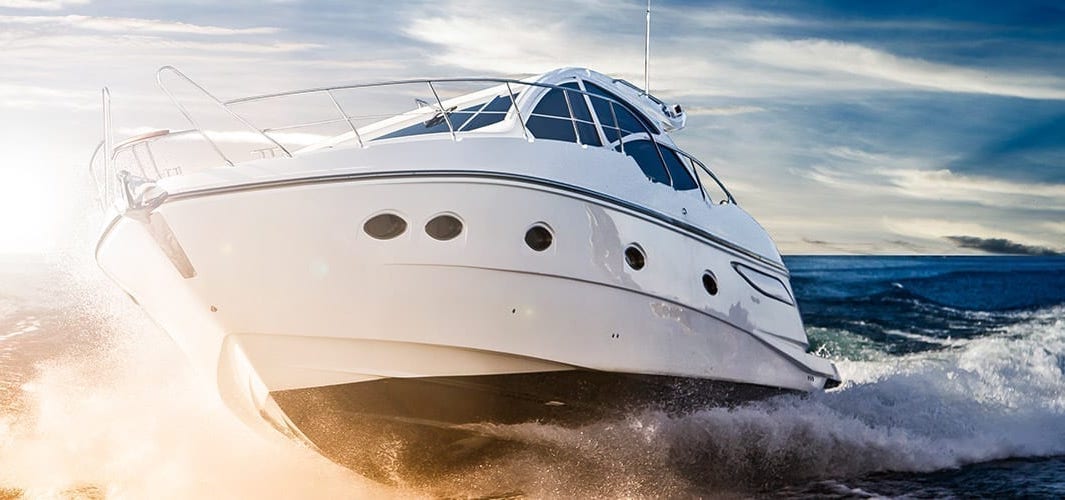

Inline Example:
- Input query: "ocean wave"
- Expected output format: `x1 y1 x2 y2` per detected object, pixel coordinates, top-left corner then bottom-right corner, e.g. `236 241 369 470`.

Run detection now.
797 282 1057 356
433 307 1065 496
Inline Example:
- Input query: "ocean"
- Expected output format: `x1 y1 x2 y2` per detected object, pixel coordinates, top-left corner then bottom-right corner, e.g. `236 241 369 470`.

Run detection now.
1 254 1063 498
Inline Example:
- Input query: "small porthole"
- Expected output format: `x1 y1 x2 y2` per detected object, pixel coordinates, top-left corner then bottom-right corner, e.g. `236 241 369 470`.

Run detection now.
702 271 718 296
363 213 406 240
624 244 645 270
426 214 463 240
524 224 553 251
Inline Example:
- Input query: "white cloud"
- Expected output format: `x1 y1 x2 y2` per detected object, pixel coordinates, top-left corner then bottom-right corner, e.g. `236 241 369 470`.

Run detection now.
808 163 1065 211
403 2 1065 103
1 32 319 54
805 146 1065 211
883 169 1065 203
1041 221 1065 234
0 82 97 109
0 0 88 10
683 105 765 116
746 39 1065 100
0 15 280 35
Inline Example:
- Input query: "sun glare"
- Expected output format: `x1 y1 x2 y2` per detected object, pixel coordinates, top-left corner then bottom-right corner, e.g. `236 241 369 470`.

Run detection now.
0 166 62 255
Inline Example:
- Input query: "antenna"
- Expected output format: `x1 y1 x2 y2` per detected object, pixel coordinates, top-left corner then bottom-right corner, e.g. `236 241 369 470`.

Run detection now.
644 0 651 93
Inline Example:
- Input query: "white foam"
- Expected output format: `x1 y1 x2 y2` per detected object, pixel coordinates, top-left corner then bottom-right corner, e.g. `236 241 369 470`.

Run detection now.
453 306 1065 494
0 291 404 499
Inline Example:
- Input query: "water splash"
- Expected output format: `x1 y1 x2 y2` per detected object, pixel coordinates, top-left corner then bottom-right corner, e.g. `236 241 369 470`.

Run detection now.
0 277 401 499
412 306 1065 497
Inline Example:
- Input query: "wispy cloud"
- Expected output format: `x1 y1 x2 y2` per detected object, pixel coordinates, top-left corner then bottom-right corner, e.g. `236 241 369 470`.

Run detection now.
0 15 281 35
684 105 766 116
883 169 1065 205
746 39 1065 100
805 145 1065 211
2 32 319 53
0 0 87 10
0 82 97 109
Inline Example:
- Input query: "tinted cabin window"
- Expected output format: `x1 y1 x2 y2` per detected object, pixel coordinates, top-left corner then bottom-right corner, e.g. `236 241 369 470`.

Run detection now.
616 140 670 185
378 102 482 140
526 84 601 146
582 81 659 139
377 94 516 140
559 83 594 122
459 95 511 131
661 148 699 191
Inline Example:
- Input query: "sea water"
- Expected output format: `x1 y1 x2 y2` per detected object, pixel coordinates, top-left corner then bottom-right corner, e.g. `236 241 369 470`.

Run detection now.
1 254 1063 498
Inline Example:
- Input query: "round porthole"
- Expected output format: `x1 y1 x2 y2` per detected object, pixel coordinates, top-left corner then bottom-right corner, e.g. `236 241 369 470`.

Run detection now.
363 213 406 240
702 271 718 296
524 224 553 251
425 214 463 240
624 244 645 270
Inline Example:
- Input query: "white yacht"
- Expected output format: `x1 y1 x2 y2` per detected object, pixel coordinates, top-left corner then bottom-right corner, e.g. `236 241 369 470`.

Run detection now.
91 66 840 480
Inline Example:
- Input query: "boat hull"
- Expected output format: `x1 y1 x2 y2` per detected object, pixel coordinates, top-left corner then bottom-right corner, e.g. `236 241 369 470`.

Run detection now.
271 370 787 481
95 172 837 478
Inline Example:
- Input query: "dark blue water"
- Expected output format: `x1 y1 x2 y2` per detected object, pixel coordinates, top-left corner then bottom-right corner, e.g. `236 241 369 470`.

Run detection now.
790 255 1065 355
769 255 1065 498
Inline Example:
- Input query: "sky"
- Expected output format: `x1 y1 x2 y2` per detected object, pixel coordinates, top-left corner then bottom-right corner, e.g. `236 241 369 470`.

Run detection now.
0 0 1062 255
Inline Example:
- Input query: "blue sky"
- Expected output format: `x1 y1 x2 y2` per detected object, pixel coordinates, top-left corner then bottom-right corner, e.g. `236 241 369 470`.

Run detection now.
0 0 1062 254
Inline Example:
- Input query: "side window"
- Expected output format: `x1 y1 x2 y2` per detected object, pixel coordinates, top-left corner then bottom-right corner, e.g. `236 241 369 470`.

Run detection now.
526 84 601 146
616 140 670 185
582 81 659 139
661 149 699 191
691 158 733 204
378 102 482 140
459 95 511 131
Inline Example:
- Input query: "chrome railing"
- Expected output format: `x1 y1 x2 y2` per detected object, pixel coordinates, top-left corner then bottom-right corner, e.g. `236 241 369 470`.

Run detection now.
92 68 735 210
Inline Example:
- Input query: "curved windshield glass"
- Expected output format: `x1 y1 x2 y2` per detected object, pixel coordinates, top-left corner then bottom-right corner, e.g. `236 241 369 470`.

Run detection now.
581 81 659 137
661 148 699 191
616 140 670 185
526 83 600 146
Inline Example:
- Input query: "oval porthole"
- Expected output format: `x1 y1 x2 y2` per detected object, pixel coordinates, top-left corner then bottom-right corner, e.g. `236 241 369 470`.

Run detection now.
363 213 407 240
624 244 645 270
702 271 718 296
425 214 463 240
524 224 553 251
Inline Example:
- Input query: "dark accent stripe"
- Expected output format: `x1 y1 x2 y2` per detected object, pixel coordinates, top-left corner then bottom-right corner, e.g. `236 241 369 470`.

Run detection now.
154 169 788 274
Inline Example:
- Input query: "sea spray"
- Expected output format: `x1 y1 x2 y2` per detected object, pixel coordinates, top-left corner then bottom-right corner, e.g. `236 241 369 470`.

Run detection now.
420 305 1065 497
0 267 399 499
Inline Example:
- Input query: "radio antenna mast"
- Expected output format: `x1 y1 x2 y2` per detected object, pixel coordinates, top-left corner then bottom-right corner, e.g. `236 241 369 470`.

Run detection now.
644 0 651 93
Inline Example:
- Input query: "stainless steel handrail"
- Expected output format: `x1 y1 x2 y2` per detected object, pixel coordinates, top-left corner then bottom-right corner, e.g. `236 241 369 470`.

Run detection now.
96 69 735 211
426 81 457 142
326 89 364 148
157 66 294 163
